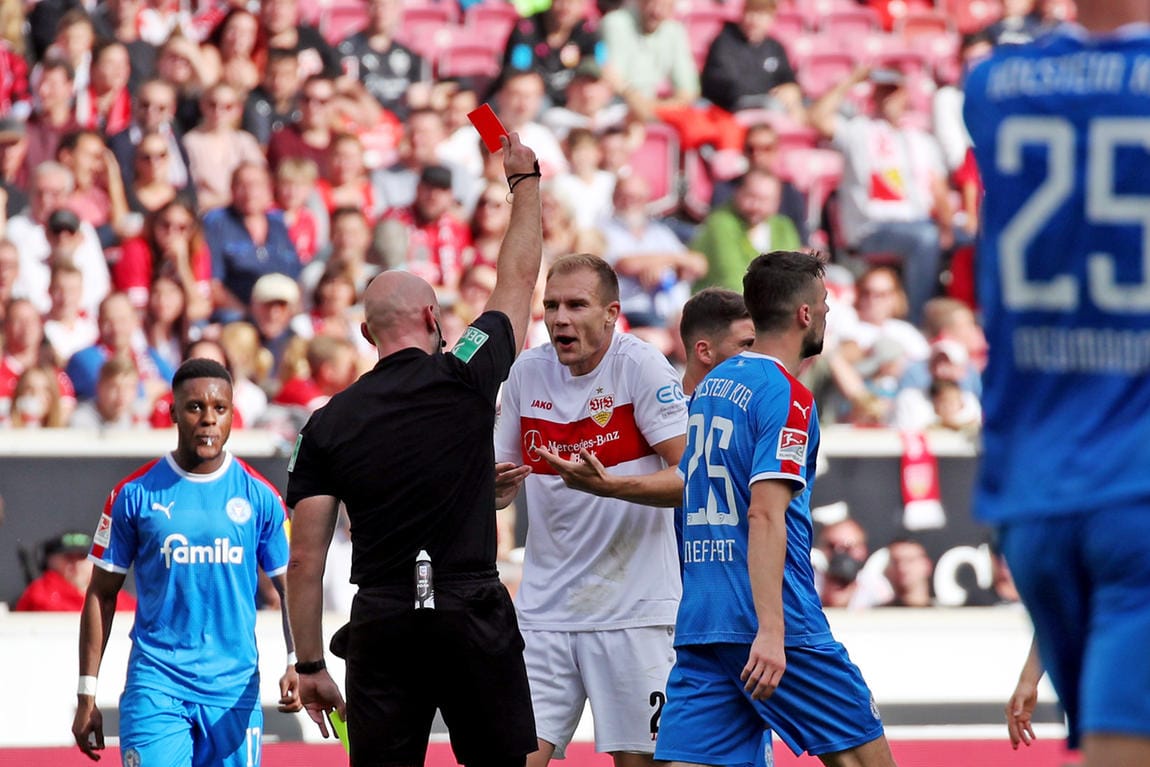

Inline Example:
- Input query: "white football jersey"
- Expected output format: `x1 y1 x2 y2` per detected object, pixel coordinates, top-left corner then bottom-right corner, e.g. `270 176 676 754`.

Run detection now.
496 332 687 631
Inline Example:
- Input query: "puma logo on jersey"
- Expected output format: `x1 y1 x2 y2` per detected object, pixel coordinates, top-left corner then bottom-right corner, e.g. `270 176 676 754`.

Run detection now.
152 501 175 520
792 400 810 418
530 399 553 410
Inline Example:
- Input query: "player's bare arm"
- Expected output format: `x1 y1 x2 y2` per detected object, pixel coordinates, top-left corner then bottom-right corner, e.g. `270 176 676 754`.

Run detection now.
73 567 127 761
742 479 791 701
286 494 346 736
482 133 543 356
269 573 303 714
1006 637 1043 750
535 434 686 508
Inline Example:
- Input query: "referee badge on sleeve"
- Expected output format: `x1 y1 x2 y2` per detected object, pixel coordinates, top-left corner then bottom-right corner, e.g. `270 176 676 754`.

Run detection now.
287 434 302 472
450 326 490 363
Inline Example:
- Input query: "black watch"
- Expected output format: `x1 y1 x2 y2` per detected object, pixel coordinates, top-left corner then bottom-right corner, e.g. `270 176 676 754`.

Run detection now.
295 658 327 675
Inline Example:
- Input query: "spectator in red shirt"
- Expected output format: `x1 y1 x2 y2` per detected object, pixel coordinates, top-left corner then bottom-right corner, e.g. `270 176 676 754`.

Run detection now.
273 157 322 265
273 334 357 413
317 132 381 224
377 164 472 302
112 198 212 322
267 75 336 173
0 297 76 421
15 531 136 612
23 55 80 185
78 40 132 136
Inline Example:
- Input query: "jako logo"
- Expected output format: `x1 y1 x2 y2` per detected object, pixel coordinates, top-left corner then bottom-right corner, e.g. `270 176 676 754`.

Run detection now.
160 534 244 568
530 399 553 410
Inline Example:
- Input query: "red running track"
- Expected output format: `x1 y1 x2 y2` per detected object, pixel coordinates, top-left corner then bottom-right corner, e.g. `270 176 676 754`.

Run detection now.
2 740 1080 766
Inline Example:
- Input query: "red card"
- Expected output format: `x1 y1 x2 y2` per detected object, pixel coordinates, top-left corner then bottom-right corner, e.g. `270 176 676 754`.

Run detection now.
468 103 509 153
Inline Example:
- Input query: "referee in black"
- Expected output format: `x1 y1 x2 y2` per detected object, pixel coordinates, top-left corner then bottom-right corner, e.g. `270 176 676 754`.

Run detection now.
285 133 542 767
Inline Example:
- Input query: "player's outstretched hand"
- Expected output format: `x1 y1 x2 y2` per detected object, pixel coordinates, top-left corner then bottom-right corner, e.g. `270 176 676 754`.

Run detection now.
500 133 540 182
495 462 532 509
1005 676 1038 749
72 698 105 761
741 629 786 701
278 664 304 713
535 447 616 497
298 669 346 738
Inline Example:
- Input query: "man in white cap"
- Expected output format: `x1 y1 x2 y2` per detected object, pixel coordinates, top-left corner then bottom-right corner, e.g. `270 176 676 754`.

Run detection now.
250 272 301 373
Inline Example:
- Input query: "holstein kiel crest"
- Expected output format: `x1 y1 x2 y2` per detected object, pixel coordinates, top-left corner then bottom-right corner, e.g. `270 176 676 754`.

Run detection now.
588 390 614 427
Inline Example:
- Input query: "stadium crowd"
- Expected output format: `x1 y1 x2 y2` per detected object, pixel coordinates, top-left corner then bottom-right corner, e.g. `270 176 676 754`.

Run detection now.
3 0 1071 610
0 0 1075 435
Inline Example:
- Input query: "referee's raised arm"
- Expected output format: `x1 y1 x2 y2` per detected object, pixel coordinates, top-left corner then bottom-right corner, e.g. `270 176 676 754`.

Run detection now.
483 133 543 357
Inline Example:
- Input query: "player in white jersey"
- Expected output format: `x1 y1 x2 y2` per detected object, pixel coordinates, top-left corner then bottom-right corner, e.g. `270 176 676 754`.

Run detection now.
495 254 687 767
72 359 300 766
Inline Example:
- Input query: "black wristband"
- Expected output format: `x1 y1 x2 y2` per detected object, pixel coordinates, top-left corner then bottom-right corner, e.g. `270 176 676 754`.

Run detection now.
507 161 542 194
295 658 327 675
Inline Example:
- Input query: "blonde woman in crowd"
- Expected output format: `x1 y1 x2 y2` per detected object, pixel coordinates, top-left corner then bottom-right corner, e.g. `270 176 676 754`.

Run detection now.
183 82 264 211
8 365 67 428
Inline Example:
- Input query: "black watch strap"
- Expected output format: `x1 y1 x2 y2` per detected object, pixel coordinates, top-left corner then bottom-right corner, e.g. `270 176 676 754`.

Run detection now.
295 658 327 675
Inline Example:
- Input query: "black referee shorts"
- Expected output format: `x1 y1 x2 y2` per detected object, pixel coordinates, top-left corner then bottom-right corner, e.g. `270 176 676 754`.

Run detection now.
345 576 537 767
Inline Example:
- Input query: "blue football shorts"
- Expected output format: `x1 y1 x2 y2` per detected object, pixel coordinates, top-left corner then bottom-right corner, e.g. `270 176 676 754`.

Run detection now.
655 641 884 762
999 506 1150 748
118 686 263 767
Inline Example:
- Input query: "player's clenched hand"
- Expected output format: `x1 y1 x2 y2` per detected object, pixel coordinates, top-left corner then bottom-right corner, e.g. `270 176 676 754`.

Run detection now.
72 698 105 761
278 665 304 713
495 462 532 509
500 133 540 180
1005 676 1038 749
298 670 346 738
741 630 786 701
535 447 616 496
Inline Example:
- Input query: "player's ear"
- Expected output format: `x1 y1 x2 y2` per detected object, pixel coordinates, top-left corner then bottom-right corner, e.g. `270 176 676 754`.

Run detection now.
798 302 812 329
694 338 713 366
605 300 620 327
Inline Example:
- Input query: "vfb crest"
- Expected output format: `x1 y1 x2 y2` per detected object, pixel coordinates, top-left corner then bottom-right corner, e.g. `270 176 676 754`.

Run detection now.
588 394 614 427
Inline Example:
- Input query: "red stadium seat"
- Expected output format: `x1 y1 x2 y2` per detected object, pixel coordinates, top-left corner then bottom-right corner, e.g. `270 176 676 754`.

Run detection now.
322 2 369 45
436 39 503 80
774 146 844 248
896 8 953 41
792 0 857 29
770 9 808 41
865 0 934 31
464 1 520 48
818 5 881 41
796 50 857 99
684 8 730 69
945 0 1003 35
396 4 460 58
628 123 682 218
682 149 715 221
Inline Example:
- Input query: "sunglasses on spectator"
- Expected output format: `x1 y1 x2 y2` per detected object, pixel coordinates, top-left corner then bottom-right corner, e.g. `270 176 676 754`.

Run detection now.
157 219 192 233
303 94 332 104
139 150 168 161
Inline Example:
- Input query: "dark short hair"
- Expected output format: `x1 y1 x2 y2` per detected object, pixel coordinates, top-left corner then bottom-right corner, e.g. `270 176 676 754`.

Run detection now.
680 288 750 347
172 358 232 392
743 250 826 333
547 254 620 305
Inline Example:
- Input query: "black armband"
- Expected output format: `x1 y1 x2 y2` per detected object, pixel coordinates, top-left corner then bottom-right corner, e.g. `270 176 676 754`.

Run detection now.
295 658 327 675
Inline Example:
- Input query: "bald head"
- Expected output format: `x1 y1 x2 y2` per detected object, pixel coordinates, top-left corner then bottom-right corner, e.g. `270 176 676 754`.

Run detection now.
362 271 440 354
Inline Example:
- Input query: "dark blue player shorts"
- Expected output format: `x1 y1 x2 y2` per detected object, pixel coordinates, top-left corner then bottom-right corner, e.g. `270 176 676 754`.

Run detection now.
655 640 884 761
999 507 1150 748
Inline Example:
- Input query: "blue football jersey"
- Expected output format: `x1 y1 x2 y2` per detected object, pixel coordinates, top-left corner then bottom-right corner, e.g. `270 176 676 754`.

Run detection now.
90 452 290 706
964 26 1150 523
674 352 831 648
